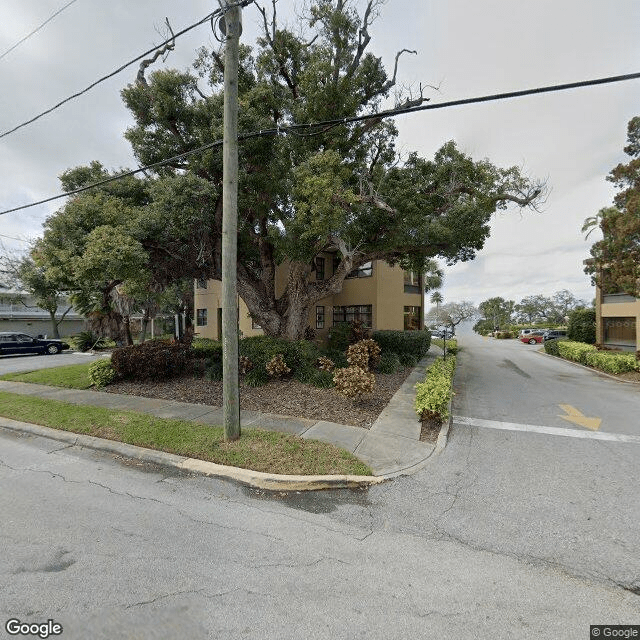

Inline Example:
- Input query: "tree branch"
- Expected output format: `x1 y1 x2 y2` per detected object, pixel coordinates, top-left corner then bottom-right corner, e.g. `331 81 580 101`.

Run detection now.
346 0 375 77
380 49 417 94
136 18 176 86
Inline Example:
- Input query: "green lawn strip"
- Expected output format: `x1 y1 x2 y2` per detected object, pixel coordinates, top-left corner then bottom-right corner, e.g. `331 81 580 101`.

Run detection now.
0 362 93 389
0 392 371 476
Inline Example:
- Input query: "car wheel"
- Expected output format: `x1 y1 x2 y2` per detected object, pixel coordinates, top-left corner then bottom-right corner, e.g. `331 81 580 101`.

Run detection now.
528 338 537 345
46 344 60 355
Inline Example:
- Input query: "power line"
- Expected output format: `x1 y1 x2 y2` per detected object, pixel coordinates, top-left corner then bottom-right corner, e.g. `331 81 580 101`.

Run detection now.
0 233 29 242
1 69 638 217
0 1 254 141
0 0 79 62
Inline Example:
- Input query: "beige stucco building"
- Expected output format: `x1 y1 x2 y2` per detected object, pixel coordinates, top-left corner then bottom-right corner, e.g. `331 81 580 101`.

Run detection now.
194 258 423 341
595 285 639 352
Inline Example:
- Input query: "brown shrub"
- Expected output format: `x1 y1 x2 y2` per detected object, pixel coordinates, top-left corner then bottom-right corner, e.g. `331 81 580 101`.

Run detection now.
333 366 375 400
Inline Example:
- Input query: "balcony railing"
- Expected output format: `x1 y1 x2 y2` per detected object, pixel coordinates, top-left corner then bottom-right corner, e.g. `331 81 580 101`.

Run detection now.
0 304 82 319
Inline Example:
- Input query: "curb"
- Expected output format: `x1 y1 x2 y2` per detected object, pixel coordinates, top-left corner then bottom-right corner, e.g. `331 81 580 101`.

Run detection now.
0 418 385 492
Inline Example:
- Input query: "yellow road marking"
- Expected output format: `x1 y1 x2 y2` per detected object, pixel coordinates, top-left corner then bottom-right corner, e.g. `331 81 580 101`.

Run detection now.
558 404 602 431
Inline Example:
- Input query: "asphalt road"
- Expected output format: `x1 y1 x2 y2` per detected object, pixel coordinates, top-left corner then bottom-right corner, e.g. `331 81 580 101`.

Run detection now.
1 431 638 640
0 350 107 374
1 334 639 639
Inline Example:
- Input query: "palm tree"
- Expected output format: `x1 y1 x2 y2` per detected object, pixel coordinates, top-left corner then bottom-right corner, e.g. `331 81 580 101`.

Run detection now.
430 291 443 321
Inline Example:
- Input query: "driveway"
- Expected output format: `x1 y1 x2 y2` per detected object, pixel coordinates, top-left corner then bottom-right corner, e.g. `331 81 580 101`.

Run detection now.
0 351 108 375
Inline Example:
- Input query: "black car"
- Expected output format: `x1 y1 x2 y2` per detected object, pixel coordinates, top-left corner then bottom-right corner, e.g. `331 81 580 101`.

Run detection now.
543 330 568 342
0 332 70 356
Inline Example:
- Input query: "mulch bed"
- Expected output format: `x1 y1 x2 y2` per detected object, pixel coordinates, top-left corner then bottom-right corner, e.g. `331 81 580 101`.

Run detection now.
419 415 443 443
103 367 416 429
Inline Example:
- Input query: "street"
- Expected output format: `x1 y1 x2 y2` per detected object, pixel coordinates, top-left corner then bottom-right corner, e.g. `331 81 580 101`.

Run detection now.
1 334 639 639
0 351 107 375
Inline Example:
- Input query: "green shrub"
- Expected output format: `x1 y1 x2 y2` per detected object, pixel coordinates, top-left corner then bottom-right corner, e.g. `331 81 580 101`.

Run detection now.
111 340 190 381
294 365 335 388
557 340 597 364
376 352 401 374
543 338 566 356
371 330 431 358
567 309 596 344
414 356 456 422
191 338 222 360
244 367 269 387
236 336 320 385
205 360 223 381
583 351 639 374
70 331 109 352
326 322 353 352
399 353 418 367
322 349 348 368
88 359 116 389
431 338 458 355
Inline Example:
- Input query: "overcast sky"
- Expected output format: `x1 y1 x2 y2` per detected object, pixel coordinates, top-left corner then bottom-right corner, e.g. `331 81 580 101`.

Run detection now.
1 0 639 308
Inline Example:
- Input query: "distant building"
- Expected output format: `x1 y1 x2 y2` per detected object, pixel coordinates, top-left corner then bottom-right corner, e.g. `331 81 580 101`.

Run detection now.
0 289 85 337
194 258 424 341
594 285 639 351
589 263 639 351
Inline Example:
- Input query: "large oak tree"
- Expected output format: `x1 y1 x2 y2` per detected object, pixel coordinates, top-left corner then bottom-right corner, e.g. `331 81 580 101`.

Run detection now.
35 0 543 340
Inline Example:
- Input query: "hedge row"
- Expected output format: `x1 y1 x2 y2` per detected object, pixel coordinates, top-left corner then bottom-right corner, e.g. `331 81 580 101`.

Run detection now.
371 330 431 358
414 355 456 422
431 338 458 355
545 339 640 375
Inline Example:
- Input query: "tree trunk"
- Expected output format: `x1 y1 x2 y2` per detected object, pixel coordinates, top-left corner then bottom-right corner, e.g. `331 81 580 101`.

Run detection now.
235 256 359 340
124 316 134 346
48 311 60 339
139 308 150 343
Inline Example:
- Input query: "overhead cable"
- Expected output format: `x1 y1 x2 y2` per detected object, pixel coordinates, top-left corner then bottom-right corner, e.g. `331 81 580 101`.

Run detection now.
1 69 639 216
0 1 252 140
0 0 79 62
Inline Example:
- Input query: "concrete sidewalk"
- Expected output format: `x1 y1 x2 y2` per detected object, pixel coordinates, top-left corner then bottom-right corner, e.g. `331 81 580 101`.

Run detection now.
0 351 443 488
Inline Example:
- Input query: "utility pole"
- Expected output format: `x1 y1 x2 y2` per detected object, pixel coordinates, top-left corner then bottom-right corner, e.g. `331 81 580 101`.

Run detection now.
221 1 241 441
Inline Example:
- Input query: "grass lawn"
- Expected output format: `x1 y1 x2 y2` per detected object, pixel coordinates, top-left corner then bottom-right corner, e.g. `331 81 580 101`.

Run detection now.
0 391 372 476
0 362 93 389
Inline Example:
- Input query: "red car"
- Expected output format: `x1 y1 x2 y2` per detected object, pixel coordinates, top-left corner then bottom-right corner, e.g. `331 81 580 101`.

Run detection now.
520 332 545 344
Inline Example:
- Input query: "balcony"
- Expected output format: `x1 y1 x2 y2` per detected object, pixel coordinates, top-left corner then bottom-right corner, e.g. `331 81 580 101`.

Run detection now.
0 304 82 319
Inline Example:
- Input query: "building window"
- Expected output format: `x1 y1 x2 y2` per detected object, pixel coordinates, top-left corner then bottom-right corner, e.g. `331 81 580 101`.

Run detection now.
404 271 421 294
404 306 421 330
316 306 325 329
346 261 373 279
603 317 636 346
196 277 208 289
196 309 208 326
315 257 325 280
333 305 372 328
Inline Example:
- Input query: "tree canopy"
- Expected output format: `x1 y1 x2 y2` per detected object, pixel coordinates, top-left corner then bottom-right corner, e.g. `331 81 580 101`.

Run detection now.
32 0 543 340
584 116 640 297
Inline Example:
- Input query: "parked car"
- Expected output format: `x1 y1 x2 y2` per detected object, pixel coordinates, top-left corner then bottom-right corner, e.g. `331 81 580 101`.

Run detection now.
0 332 70 356
430 328 454 339
543 330 568 341
519 331 545 344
